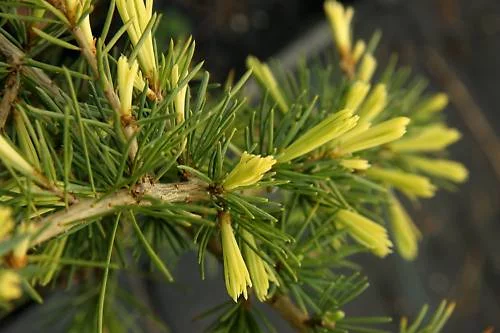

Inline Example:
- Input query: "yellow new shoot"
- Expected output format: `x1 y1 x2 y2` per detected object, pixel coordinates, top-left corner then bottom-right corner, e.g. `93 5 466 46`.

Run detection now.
0 270 22 301
277 109 358 163
117 55 139 117
366 167 436 198
335 209 393 257
0 206 14 240
345 81 370 112
340 158 370 170
352 40 366 63
414 93 449 116
65 0 94 50
223 152 276 191
357 84 387 124
390 124 461 152
220 212 252 302
171 64 187 124
246 56 289 113
336 117 410 155
405 156 468 183
358 53 377 82
324 0 353 58
116 0 157 80
242 230 278 302
389 196 421 261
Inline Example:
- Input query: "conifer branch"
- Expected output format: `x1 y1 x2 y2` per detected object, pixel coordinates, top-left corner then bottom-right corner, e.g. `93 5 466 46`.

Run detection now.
46 0 139 160
267 294 311 333
0 2 462 331
0 32 66 102
0 34 79 202
31 180 209 246
0 70 21 130
203 225 336 332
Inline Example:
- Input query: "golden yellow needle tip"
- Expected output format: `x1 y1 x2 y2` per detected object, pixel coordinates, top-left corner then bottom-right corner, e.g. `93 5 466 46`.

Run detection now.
335 209 393 257
357 84 387 124
117 55 139 117
324 0 354 57
246 56 289 113
336 117 410 155
358 53 377 82
242 230 278 302
389 196 421 261
220 213 252 302
223 152 276 191
366 167 436 198
277 109 358 163
345 81 370 112
405 156 468 183
0 270 22 301
116 0 157 79
390 124 461 153
0 206 14 240
340 158 371 170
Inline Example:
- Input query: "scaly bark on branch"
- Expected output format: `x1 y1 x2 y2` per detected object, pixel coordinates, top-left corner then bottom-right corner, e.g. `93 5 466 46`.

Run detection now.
0 70 21 130
31 180 209 246
0 33 66 102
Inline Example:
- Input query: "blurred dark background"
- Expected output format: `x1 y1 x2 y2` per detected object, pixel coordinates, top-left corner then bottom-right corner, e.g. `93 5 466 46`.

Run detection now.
3 0 500 332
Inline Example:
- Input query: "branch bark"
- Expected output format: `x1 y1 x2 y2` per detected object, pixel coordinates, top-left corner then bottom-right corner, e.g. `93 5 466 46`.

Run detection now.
267 294 311 333
0 70 21 130
0 33 66 103
31 180 209 246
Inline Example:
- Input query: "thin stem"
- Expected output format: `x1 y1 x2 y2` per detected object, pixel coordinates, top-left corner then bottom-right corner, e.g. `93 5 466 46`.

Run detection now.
267 294 311 333
129 211 173 282
98 213 120 333
55 4 139 160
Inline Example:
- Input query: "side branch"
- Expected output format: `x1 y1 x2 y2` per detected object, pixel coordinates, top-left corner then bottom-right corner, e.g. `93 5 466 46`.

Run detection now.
0 33 66 103
267 294 311 333
70 22 139 160
31 181 209 246
0 70 21 130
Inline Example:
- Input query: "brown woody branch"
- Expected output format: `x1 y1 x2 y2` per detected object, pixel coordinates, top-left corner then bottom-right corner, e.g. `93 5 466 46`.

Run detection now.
0 70 21 130
0 33 66 102
31 180 209 246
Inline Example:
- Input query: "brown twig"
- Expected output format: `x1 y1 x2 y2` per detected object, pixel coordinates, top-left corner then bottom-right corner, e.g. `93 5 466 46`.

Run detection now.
0 70 21 130
31 180 209 246
0 33 66 102
0 33 79 203
267 294 311 333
